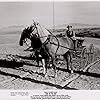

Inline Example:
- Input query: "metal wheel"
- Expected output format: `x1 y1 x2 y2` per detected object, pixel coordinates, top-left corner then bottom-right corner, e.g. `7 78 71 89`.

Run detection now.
88 44 94 63
89 44 94 54
81 47 88 59
79 47 88 69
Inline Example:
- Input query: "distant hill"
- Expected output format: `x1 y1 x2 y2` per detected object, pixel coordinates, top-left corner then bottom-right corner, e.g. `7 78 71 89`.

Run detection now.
0 25 25 35
1 23 100 36
54 23 100 29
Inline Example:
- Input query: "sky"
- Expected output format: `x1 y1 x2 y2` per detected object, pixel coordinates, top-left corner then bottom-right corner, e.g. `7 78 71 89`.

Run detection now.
0 1 100 28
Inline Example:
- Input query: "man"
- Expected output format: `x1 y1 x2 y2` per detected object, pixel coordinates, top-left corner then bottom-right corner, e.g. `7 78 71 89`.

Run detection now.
65 25 76 49
65 25 76 39
65 25 73 37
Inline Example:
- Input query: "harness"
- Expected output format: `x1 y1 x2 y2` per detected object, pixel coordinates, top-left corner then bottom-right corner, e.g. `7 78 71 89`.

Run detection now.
36 23 60 58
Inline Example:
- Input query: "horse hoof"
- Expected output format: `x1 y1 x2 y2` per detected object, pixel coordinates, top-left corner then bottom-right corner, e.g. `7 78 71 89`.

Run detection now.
44 73 48 78
40 67 43 71
71 70 74 74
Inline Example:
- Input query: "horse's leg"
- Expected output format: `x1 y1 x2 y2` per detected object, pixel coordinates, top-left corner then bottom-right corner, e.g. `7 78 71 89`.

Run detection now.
41 58 47 76
63 51 73 73
50 55 57 77
34 51 42 74
68 52 73 73
44 44 57 77
35 54 40 66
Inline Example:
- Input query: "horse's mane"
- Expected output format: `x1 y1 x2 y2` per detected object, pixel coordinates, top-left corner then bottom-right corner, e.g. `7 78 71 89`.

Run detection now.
23 25 33 34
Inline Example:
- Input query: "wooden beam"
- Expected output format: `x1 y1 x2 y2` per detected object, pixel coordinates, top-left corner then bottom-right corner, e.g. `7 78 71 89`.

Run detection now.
61 58 100 87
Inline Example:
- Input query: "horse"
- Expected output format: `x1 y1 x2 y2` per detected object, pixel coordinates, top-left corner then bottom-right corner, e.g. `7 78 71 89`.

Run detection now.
19 21 74 77
19 25 50 75
34 22 74 74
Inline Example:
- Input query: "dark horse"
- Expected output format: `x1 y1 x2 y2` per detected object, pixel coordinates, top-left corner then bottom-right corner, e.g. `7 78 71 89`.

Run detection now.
19 25 50 75
19 21 74 76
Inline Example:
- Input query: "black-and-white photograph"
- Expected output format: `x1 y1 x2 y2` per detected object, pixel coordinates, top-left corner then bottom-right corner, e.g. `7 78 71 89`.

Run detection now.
0 1 100 91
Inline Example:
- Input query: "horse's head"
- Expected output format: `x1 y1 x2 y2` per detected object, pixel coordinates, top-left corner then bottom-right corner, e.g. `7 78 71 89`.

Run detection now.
19 24 36 46
19 20 51 46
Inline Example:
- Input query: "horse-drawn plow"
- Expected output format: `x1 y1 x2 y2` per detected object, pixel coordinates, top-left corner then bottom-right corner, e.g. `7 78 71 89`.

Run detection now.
0 42 99 89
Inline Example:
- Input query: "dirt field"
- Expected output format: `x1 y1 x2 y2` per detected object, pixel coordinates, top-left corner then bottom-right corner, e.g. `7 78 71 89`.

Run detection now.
0 33 100 90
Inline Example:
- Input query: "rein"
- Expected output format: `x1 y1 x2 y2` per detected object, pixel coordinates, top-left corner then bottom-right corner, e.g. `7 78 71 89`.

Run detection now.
36 32 76 51
50 42 76 51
